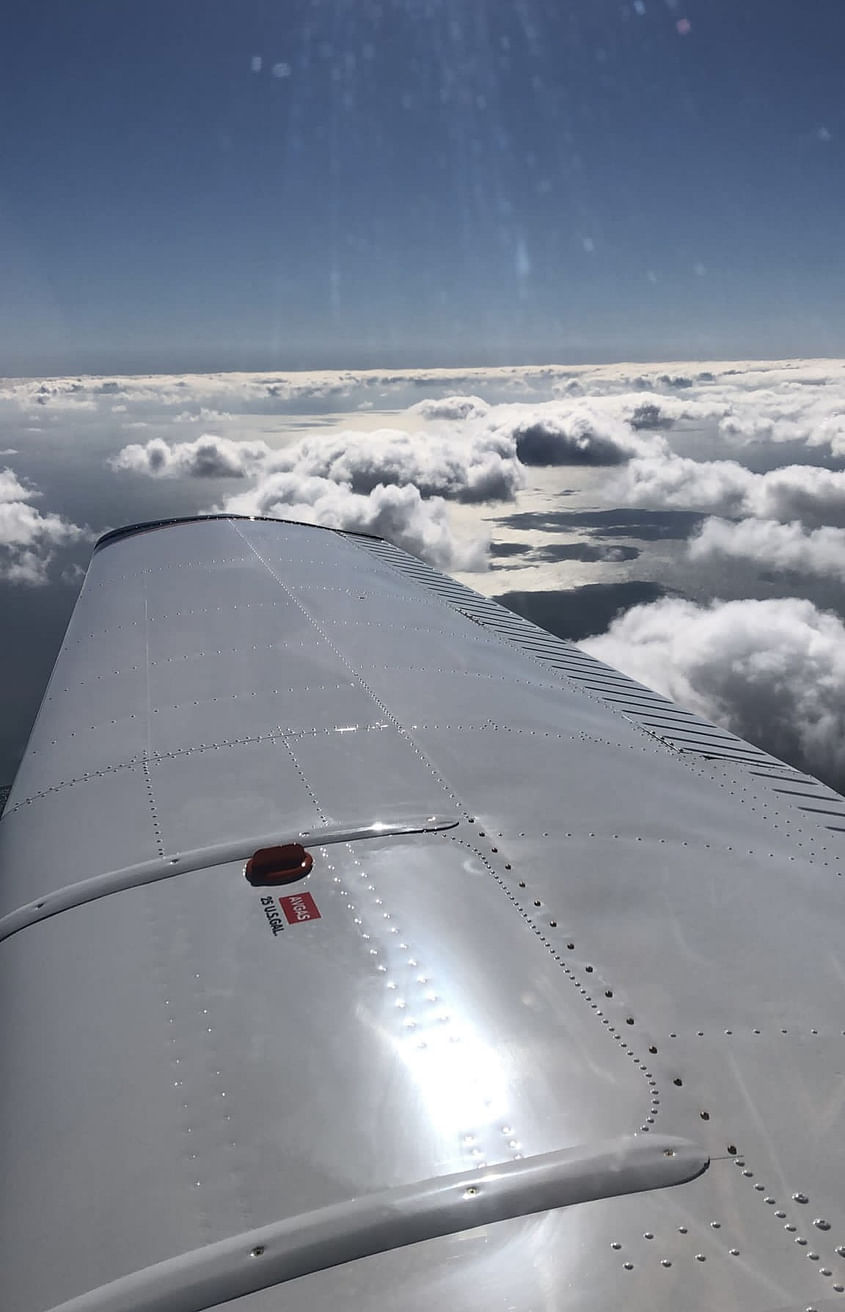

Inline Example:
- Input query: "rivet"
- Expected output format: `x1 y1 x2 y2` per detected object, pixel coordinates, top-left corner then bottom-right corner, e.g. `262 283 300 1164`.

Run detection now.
696 1253 706 1261
250 1246 265 1258
673 1077 683 1086
727 1144 738 1155
775 1211 786 1219
813 1219 831 1231
464 1187 479 1198
794 1193 809 1204
730 1248 740 1256
678 1227 688 1234
644 1232 654 1240
661 1259 671 1267
623 1262 633 1270
796 1237 808 1246
611 1242 621 1250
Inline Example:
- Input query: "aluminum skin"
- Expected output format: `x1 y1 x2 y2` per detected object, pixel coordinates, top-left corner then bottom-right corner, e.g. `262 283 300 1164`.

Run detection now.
1 515 844 1312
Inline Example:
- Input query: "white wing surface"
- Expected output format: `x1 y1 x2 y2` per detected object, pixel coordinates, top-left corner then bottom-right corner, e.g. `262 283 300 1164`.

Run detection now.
2 515 845 1312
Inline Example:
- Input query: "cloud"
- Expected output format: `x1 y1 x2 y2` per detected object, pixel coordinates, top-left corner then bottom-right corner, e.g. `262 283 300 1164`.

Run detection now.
267 427 523 504
4 359 845 449
85 358 845 584
0 467 91 585
611 454 752 514
0 364 601 414
716 388 845 455
614 455 845 526
509 414 629 466
222 473 486 571
410 395 490 421
110 434 271 478
112 419 524 503
744 465 845 525
580 596 845 789
479 399 667 467
690 516 845 578
110 415 525 569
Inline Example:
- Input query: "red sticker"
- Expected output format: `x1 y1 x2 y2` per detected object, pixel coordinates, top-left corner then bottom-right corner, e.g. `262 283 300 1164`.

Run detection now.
280 891 321 925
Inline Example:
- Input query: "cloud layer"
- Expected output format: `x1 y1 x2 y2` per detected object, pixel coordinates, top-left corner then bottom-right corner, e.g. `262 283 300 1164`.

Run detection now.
580 596 845 788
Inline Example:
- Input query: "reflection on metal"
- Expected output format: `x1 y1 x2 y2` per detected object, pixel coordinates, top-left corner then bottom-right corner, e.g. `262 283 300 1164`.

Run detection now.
0 815 458 943
46 1136 708 1312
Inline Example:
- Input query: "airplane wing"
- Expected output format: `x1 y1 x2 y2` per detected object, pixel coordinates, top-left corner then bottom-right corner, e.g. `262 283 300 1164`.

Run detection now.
2 514 845 1312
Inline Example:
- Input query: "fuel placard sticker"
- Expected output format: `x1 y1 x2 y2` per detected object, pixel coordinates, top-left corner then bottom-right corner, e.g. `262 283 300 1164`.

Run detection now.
259 890 322 937
280 891 321 924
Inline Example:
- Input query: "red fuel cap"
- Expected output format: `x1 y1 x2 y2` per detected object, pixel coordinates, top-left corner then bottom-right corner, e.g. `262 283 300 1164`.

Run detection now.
245 843 314 887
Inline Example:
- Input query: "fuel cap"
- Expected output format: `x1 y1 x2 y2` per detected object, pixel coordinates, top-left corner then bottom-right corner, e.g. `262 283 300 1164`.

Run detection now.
245 843 314 887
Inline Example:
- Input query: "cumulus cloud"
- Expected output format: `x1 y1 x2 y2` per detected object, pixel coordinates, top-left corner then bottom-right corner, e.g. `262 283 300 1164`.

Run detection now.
0 467 91 585
410 395 490 421
112 420 524 503
716 386 845 455
614 454 845 527
690 517 845 578
268 427 523 503
222 473 486 571
480 398 668 467
580 596 845 789
110 434 271 478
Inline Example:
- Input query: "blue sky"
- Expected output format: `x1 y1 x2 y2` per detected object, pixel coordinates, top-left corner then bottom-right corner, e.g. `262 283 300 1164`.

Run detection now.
2 0 845 375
